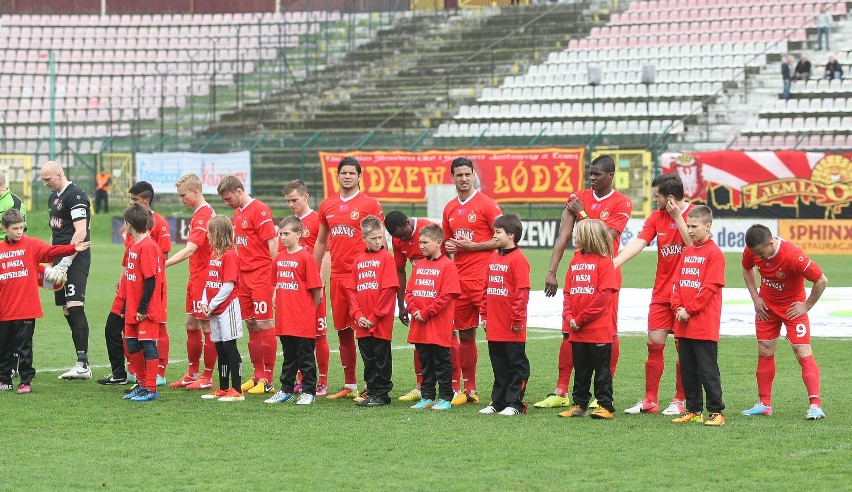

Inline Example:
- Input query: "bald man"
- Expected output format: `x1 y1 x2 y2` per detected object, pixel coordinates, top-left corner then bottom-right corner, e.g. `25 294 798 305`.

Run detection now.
0 169 27 240
39 161 93 380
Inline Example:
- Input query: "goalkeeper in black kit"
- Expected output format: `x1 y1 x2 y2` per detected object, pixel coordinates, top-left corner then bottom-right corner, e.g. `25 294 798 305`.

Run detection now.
38 161 94 380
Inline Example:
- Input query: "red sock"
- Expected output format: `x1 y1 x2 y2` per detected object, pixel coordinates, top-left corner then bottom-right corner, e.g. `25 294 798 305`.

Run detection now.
610 336 620 379
414 349 423 388
157 324 169 378
451 335 461 393
186 329 202 376
756 355 776 406
315 334 329 387
248 330 263 381
202 331 216 380
128 348 143 381
145 357 158 392
673 339 685 401
459 337 478 393
337 329 357 385
644 343 665 403
261 329 277 383
555 338 573 397
798 355 821 406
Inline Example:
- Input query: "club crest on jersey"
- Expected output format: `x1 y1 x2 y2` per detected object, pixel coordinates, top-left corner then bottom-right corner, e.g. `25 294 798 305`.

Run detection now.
350 211 359 220
777 271 785 279
56 202 63 210
302 230 310 238
242 220 248 228
467 213 476 223
600 211 610 220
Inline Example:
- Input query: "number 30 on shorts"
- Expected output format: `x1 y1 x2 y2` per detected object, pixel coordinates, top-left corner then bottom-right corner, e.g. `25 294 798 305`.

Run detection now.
253 301 268 315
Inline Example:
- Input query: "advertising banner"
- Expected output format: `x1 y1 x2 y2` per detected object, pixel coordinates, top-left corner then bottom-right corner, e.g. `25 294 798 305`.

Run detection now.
135 151 251 195
660 151 851 219
318 148 585 203
778 219 852 255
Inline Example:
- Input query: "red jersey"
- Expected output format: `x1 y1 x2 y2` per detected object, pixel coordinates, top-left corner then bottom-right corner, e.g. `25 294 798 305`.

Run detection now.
348 248 399 340
0 237 76 321
123 236 166 324
318 192 384 278
742 238 823 306
575 188 632 255
480 248 531 343
392 217 434 268
637 204 694 302
299 209 321 253
274 247 323 338
233 198 277 273
442 190 502 281
122 210 172 266
202 249 240 316
671 239 726 341
187 203 215 286
562 252 619 343
404 255 461 347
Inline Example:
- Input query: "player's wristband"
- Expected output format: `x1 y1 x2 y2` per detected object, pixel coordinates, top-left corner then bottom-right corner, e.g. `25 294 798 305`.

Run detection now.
578 211 588 219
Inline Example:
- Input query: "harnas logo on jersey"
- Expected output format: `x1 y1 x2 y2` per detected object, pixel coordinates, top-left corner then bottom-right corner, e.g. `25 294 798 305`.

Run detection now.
50 217 63 228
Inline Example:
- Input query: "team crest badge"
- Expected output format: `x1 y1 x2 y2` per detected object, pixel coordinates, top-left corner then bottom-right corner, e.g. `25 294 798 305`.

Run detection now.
242 220 248 228
57 203 63 210
302 230 310 238
350 211 359 220
777 271 785 279
600 211 610 220
467 213 476 223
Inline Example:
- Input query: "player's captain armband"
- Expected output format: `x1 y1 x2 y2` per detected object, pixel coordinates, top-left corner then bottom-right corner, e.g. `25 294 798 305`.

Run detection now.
70 207 88 220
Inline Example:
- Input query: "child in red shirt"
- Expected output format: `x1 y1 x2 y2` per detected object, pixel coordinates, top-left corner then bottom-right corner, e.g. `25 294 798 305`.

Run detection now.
265 216 323 405
671 205 726 426
560 219 619 420
0 209 90 393
199 216 244 402
347 215 399 407
404 224 461 411
121 204 166 402
479 214 531 416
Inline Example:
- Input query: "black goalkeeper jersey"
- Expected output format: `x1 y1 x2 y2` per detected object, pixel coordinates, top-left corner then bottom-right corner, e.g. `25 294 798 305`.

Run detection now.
48 181 91 267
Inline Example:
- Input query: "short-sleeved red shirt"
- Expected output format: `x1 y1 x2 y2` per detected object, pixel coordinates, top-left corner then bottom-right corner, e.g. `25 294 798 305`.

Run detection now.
574 188 633 255
392 217 434 268
563 252 618 343
0 237 76 321
233 198 277 273
299 209 321 253
672 239 726 340
318 192 384 278
482 248 530 342
442 190 502 280
742 238 823 307
202 249 240 316
187 203 215 286
637 204 694 302
274 247 323 338
122 210 172 265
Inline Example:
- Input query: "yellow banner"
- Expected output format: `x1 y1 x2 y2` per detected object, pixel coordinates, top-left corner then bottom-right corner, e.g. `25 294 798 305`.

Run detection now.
778 219 852 255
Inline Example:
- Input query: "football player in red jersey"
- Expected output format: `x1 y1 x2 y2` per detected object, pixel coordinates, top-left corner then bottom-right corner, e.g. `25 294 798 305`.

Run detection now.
313 157 385 399
282 179 331 396
616 173 692 416
537 155 631 409
741 224 828 420
218 176 279 395
164 174 218 390
442 157 502 406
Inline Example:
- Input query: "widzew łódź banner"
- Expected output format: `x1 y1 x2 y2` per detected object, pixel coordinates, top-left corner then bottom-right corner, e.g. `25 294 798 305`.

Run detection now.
660 150 851 219
318 148 585 203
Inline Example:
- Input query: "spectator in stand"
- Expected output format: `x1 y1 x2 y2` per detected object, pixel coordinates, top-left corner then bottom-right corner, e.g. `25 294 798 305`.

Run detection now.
815 5 832 51
781 54 795 100
823 55 843 80
795 55 812 81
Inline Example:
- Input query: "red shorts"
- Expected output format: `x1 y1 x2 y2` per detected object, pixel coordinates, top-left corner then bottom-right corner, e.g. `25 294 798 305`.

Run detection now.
329 277 354 331
125 319 160 341
647 301 674 331
238 267 274 321
455 278 485 331
185 283 208 320
316 287 328 336
756 303 811 344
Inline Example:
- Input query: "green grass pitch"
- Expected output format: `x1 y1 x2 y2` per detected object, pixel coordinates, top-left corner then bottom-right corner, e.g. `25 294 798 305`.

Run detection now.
3 209 850 489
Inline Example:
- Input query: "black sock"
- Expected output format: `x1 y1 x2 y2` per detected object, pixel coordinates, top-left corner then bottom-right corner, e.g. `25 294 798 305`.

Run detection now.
223 340 242 391
215 341 227 390
66 307 90 364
